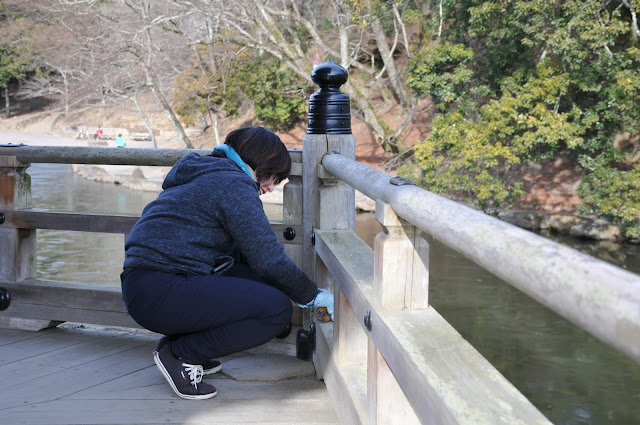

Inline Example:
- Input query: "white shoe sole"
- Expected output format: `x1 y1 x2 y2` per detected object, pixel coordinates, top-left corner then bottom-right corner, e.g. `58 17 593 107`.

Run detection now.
153 351 217 400
203 364 222 375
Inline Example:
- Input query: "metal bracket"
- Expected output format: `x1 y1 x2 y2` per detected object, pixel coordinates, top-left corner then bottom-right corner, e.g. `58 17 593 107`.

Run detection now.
364 310 372 331
0 213 4 225
390 176 415 186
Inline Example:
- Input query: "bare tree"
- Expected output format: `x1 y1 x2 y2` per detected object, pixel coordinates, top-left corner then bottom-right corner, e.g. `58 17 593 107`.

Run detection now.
26 0 197 148
114 0 196 148
211 0 418 152
15 0 425 153
165 0 240 145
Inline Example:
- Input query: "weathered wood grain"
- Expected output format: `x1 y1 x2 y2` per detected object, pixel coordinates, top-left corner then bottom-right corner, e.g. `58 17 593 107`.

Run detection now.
314 229 551 425
1 209 302 244
0 279 139 328
0 326 339 425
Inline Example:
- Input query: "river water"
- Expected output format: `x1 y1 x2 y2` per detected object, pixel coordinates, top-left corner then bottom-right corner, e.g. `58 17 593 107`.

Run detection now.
27 163 640 424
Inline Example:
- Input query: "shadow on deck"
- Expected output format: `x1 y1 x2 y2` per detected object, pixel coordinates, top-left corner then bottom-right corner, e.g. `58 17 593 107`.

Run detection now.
0 324 339 425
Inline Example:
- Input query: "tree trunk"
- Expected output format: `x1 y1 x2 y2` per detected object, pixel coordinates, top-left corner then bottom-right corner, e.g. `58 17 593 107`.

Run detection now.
4 87 10 119
133 92 157 148
212 111 221 146
371 17 410 107
143 63 192 149
342 80 393 151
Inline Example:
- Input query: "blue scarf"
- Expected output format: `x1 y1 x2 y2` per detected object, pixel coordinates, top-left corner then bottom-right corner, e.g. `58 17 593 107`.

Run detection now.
213 144 253 180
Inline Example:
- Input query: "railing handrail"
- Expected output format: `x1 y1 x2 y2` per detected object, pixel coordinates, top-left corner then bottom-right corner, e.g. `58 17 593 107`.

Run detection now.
321 151 640 364
0 145 304 167
0 145 211 166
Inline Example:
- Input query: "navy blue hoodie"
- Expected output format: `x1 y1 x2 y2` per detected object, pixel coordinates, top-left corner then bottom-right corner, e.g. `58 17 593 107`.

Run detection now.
123 152 318 305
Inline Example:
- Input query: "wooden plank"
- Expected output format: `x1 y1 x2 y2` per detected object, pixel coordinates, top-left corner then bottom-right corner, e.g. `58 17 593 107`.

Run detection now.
3 301 139 328
271 222 303 245
1 209 302 244
314 320 368 425
314 229 551 425
0 279 141 329
1 399 338 425
70 369 329 401
0 329 154 398
0 325 339 425
2 209 139 233
0 327 42 345
0 328 87 365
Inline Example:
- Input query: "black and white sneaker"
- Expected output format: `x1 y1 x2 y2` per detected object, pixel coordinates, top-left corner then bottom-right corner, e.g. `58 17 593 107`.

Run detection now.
155 336 222 376
153 342 217 400
202 359 222 375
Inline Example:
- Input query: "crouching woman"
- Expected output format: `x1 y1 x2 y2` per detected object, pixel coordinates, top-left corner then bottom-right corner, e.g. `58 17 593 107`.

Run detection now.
120 127 333 400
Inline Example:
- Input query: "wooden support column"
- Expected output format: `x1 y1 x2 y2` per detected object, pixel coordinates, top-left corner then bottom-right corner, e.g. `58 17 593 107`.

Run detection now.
0 152 58 330
283 150 303 326
301 60 358 396
317 163 363 375
373 200 429 310
368 200 429 424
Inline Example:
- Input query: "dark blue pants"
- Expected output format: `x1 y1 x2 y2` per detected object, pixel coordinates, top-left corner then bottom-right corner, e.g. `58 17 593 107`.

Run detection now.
121 265 292 363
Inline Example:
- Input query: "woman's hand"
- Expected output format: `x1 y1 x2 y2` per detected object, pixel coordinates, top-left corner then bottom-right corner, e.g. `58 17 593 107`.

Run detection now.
311 289 334 321
298 288 334 321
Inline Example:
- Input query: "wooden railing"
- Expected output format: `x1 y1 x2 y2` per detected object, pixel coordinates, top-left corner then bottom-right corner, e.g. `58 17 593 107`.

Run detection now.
3 140 640 425
0 146 303 330
303 142 640 424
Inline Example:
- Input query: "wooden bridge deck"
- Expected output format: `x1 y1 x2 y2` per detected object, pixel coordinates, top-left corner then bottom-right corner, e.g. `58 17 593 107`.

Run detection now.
0 324 339 425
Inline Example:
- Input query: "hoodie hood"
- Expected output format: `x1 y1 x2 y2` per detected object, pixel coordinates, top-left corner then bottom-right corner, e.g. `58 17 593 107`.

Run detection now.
162 152 258 191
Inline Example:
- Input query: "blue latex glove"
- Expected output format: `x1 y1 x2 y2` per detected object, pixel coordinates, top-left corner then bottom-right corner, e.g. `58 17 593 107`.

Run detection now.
299 289 334 321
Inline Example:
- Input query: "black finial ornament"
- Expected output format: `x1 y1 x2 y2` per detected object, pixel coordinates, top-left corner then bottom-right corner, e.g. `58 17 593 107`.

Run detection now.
307 60 351 134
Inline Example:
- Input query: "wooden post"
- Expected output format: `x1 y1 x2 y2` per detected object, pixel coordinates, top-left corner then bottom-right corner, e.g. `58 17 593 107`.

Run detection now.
374 200 429 310
302 59 354 279
368 200 429 424
317 164 366 376
302 61 359 382
283 150 304 326
0 152 58 330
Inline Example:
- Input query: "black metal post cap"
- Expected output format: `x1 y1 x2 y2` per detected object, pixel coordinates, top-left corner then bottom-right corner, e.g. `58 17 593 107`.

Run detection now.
307 60 351 135
0 287 11 311
311 59 348 87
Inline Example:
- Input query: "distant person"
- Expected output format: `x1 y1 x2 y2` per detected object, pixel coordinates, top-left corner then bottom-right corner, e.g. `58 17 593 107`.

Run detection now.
94 127 103 140
120 127 333 400
116 134 126 148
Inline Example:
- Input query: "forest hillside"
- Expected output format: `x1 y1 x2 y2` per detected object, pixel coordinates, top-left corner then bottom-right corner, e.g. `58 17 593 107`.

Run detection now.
0 0 638 240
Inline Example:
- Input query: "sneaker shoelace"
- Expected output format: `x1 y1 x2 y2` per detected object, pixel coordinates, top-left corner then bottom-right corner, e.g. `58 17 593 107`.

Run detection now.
181 363 204 388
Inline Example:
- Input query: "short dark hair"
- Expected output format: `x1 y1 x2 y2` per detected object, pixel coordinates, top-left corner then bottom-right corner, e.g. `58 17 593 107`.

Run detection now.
224 127 291 184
